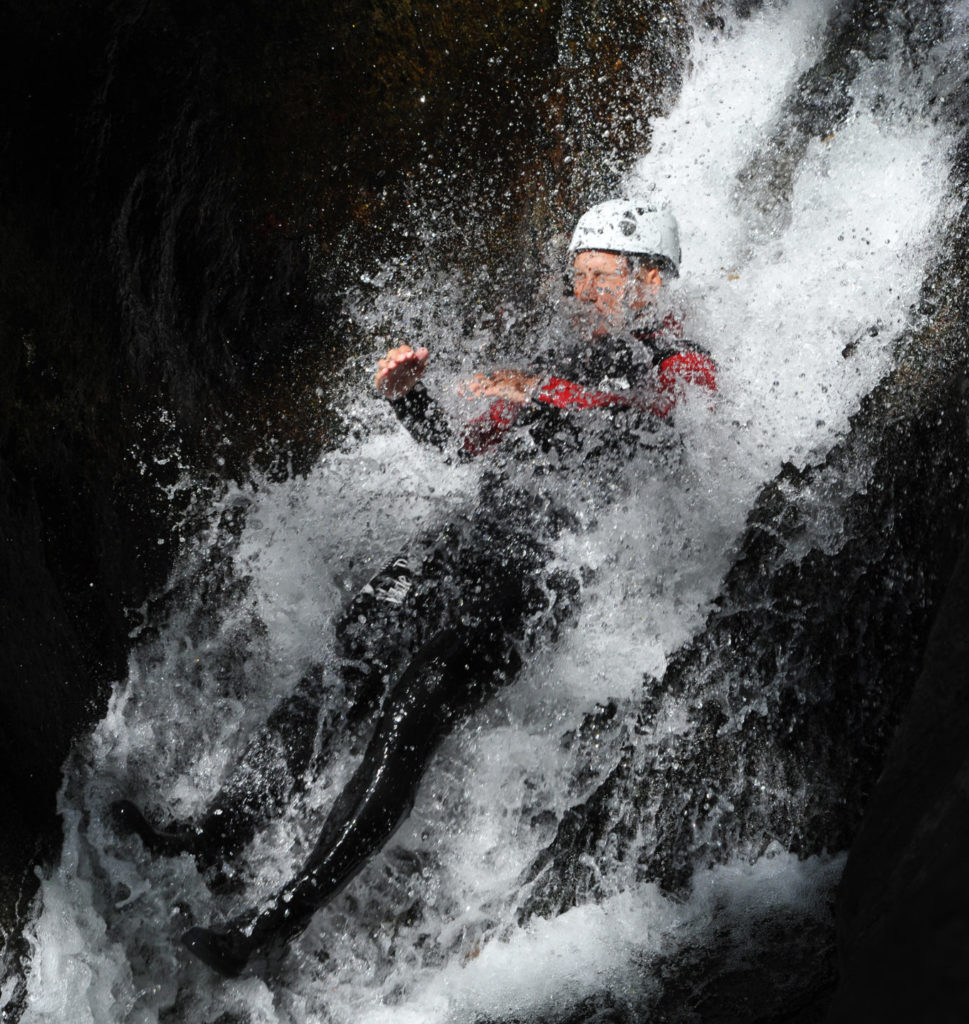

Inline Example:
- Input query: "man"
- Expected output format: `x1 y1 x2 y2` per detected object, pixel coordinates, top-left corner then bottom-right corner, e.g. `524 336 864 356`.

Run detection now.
375 198 714 457
118 199 715 977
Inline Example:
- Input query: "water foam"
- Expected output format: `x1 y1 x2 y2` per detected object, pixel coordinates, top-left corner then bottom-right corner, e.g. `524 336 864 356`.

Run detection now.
13 3 963 1022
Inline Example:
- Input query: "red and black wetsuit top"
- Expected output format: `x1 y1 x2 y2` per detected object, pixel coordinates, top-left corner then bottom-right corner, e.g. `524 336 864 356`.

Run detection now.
389 317 716 463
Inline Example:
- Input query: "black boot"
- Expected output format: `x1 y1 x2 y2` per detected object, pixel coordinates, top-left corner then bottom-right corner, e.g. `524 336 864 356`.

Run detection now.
181 897 298 978
180 924 255 978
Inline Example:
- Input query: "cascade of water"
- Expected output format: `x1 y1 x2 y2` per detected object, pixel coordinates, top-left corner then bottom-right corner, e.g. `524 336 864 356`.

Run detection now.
11 2 966 1022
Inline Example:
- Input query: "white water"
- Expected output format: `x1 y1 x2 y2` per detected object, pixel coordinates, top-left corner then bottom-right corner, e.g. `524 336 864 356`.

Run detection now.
12 2 963 1021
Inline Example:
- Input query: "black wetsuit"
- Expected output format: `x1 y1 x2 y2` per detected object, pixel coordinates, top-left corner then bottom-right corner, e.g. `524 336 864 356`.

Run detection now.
175 466 584 974
116 323 715 976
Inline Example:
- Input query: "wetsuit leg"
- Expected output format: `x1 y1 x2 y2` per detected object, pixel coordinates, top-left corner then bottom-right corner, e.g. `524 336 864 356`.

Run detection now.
113 541 436 867
112 661 336 868
177 509 581 974
182 626 518 976
190 664 337 863
334 550 424 723
117 518 580 880
116 467 580 871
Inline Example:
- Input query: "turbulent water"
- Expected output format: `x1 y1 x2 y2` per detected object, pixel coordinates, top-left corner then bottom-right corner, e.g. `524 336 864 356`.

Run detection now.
10 2 967 1021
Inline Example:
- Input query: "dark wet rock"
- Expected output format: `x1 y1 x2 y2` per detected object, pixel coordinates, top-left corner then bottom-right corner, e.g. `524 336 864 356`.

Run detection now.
485 877 840 1023
550 0 692 207
738 0 952 244
826 520 969 1022
826 145 969 1005
826 135 969 1024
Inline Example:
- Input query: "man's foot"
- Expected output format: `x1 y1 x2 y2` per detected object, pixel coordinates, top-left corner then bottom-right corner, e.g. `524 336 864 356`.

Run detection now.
110 800 197 858
181 925 253 978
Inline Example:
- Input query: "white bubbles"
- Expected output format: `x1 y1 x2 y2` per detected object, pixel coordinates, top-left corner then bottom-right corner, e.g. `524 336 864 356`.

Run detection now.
13 2 965 1022
632 0 956 485
630 0 838 273
334 850 846 1024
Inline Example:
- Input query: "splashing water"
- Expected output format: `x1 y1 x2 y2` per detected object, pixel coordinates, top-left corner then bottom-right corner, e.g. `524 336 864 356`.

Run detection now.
13 2 964 1022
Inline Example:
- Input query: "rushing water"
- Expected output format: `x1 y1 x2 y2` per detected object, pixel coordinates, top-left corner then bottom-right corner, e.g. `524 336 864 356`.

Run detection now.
11 2 966 1021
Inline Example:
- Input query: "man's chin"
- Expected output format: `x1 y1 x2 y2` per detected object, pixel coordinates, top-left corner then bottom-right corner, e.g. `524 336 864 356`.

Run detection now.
572 305 633 336
596 312 638 336
571 309 602 334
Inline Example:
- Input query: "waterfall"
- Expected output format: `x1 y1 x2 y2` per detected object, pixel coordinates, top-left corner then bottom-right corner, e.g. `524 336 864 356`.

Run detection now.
10 2 967 1021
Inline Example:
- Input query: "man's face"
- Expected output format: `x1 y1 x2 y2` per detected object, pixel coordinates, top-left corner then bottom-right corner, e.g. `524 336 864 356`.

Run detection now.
571 249 663 333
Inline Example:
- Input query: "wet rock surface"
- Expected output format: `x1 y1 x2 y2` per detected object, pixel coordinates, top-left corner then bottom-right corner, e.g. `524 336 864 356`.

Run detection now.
826 522 969 1023
824 149 969 1024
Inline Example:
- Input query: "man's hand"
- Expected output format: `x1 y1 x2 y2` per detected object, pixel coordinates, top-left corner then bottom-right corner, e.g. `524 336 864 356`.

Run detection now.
375 345 429 399
459 369 541 404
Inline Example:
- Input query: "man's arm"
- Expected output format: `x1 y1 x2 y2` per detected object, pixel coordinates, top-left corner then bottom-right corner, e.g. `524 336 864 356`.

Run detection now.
454 347 718 456
376 346 541 458
374 343 716 460
532 346 717 417
375 344 453 452
388 382 454 451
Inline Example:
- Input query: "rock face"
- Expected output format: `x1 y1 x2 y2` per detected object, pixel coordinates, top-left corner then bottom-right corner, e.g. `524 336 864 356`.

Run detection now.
0 0 320 947
825 156 969 1022
826 524 969 1023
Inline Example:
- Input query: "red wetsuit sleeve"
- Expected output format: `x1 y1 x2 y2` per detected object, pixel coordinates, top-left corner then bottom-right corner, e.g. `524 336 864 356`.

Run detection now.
459 350 717 456
536 377 634 410
460 398 522 457
652 351 718 418
459 379 634 457
536 351 716 419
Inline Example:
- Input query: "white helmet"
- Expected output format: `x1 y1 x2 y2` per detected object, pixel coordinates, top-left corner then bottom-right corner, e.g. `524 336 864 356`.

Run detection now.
568 198 681 276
